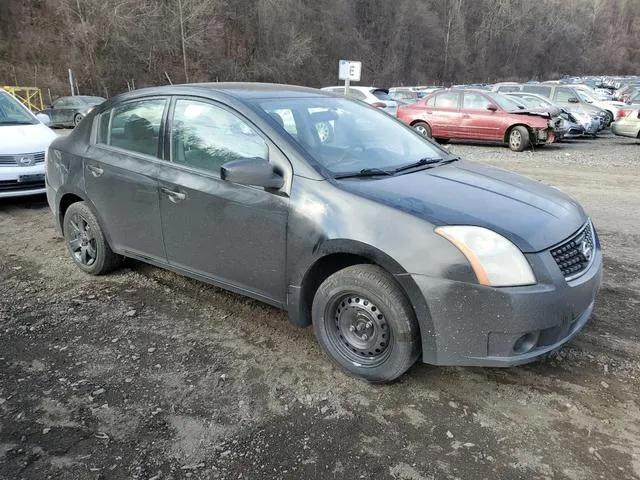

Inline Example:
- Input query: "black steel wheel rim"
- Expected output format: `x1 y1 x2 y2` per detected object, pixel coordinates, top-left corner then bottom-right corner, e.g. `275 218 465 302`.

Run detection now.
325 293 392 367
68 213 97 266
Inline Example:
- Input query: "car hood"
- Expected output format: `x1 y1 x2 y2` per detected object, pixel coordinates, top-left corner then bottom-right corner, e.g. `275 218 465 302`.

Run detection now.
0 123 58 154
509 108 552 118
338 160 586 252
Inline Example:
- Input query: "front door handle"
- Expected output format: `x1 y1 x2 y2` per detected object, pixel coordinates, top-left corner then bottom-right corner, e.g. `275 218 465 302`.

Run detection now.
462 114 471 119
161 187 186 203
86 165 104 177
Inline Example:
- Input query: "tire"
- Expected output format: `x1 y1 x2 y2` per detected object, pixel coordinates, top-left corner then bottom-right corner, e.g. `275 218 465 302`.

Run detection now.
412 121 432 138
605 111 614 126
312 264 421 382
63 202 122 275
508 126 530 152
73 113 83 127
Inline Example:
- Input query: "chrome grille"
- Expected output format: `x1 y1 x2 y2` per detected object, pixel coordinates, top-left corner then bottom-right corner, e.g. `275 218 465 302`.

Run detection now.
550 221 595 280
0 152 45 166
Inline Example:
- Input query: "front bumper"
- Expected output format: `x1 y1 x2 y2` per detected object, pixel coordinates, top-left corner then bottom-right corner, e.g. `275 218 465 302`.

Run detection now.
0 164 46 198
411 237 602 367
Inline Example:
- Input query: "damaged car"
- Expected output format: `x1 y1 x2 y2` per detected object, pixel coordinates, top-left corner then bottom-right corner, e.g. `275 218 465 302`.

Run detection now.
397 89 557 151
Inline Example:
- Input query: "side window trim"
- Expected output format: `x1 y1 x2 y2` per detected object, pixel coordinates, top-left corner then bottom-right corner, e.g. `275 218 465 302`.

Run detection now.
93 96 169 160
166 95 270 178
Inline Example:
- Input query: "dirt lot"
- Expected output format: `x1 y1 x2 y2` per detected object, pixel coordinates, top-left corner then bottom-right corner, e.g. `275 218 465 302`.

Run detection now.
1 131 639 480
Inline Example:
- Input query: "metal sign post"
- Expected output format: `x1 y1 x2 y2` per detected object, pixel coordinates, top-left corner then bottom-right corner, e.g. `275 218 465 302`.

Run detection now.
338 60 362 96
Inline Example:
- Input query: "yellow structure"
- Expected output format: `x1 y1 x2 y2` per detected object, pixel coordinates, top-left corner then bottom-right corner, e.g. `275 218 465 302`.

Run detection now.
2 86 44 112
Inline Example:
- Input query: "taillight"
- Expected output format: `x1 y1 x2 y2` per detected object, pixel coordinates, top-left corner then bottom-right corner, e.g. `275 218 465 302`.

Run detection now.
618 109 629 118
371 102 386 108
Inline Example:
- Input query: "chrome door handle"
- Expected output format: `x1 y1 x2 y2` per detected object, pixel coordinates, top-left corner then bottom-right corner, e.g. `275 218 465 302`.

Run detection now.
86 165 104 177
161 187 186 203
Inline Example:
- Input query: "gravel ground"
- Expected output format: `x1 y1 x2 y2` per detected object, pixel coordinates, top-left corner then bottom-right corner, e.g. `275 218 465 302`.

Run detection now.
0 130 639 480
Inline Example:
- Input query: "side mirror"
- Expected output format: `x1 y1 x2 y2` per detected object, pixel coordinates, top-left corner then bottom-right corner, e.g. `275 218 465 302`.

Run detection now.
568 97 579 103
221 157 284 189
487 104 498 111
36 113 51 125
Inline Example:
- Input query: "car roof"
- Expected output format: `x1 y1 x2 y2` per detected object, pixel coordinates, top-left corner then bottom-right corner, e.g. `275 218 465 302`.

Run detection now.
109 83 331 104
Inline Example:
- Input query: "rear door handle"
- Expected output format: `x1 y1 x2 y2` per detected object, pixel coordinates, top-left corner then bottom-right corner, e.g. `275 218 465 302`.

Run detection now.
462 114 471 118
161 187 186 203
86 165 104 177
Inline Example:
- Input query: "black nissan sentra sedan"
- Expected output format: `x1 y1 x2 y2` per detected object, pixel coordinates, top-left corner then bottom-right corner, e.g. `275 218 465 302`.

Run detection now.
45 83 602 382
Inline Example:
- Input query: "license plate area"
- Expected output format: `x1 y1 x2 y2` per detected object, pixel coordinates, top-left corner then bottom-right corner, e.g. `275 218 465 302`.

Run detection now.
18 174 45 183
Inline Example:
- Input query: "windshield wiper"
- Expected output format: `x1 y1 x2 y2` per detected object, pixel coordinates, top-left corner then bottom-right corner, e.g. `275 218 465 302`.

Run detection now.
392 157 449 173
334 167 394 180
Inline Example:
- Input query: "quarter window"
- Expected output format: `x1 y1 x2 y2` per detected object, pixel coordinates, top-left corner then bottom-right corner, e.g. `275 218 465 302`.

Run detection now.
106 98 166 157
171 99 268 175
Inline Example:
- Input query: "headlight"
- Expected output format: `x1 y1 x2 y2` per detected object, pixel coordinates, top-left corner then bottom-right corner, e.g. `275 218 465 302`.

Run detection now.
435 226 536 287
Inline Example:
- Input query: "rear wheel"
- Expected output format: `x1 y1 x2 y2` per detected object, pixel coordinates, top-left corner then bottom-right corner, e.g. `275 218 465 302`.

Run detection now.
508 126 530 152
73 113 83 127
312 265 421 382
63 202 122 275
412 121 432 138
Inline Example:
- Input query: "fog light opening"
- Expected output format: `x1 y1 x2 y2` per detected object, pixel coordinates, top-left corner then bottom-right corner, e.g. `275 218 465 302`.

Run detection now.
513 332 540 354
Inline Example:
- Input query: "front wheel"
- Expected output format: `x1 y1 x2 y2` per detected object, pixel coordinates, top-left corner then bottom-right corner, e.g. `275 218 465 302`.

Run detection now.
63 202 122 275
412 121 432 138
73 113 83 127
312 265 421 382
508 126 530 152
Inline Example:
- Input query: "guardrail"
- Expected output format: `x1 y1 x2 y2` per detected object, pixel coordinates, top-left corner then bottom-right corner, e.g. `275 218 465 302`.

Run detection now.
2 86 44 112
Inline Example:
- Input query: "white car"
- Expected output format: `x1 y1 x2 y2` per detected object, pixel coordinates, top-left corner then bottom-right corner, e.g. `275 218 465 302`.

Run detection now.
321 86 398 117
0 88 57 198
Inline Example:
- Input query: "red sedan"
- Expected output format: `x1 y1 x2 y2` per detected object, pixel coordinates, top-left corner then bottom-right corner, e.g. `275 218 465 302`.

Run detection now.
397 89 557 151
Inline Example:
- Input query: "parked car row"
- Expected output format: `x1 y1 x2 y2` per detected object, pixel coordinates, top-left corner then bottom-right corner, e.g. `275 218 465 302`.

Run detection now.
323 75 640 149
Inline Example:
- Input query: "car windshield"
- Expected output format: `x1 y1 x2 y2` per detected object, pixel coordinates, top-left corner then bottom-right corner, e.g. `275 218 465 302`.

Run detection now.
512 95 551 109
486 93 524 111
0 91 37 125
257 97 446 176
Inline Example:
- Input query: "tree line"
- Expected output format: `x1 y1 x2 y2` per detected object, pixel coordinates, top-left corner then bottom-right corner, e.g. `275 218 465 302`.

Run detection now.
1 0 639 99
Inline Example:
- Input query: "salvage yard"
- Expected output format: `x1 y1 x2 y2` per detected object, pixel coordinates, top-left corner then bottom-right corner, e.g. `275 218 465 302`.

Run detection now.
1 132 639 479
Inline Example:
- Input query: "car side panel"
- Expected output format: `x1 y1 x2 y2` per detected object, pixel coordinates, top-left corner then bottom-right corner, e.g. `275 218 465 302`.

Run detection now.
83 145 166 262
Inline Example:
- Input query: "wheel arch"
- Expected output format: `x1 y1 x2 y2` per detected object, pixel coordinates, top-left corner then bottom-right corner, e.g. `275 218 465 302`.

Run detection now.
504 123 532 144
57 188 115 250
287 240 435 361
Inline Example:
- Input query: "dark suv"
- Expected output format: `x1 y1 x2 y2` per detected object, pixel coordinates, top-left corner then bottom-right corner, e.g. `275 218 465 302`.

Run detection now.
46 83 602 382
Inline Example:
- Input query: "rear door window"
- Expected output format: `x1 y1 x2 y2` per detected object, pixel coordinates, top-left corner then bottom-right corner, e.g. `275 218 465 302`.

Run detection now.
105 98 167 157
